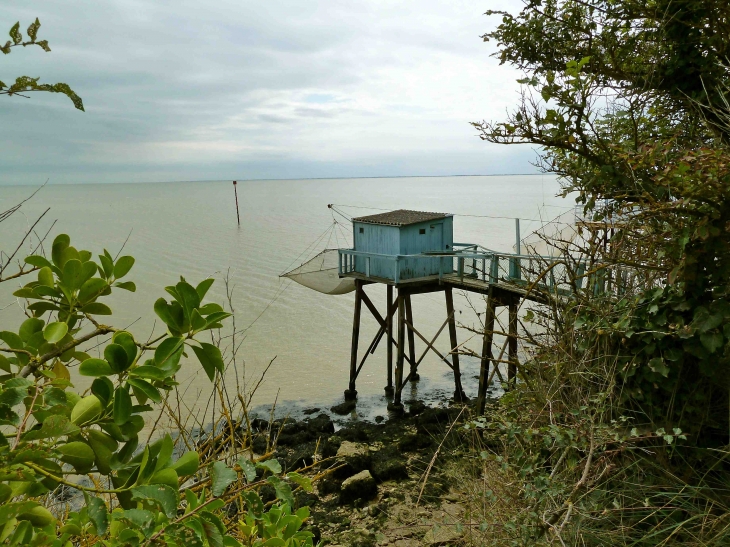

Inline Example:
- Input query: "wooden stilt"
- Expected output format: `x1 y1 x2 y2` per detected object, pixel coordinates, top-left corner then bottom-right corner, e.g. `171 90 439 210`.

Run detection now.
388 289 406 413
385 284 394 396
345 280 362 400
477 289 496 414
508 297 518 388
405 294 418 382
445 286 467 402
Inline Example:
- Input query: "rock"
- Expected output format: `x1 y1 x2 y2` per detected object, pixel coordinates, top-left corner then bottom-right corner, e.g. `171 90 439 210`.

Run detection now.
394 540 420 547
423 524 462 545
306 413 335 434
397 433 433 452
303 407 321 415
340 470 377 503
371 447 409 482
375 415 385 423
331 400 357 415
406 400 427 416
336 441 372 476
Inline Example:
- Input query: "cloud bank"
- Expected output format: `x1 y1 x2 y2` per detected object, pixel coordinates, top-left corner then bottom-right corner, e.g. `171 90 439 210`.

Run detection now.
0 0 536 184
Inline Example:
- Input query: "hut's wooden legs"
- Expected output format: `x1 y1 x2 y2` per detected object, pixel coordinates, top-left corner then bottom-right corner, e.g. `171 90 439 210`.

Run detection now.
477 289 496 414
508 298 518 387
445 287 467 402
389 290 406 412
405 294 418 382
385 284 394 396
345 280 362 400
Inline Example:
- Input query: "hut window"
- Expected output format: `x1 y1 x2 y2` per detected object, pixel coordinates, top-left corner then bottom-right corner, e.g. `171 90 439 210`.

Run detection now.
359 227 364 233
419 228 426 235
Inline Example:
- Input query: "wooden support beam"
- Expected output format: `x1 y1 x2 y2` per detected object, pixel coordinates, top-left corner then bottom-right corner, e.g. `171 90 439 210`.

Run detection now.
445 286 467 402
346 280 362 400
508 296 518 388
404 316 453 371
477 288 496 414
389 290 406 412
385 285 394 396
398 313 451 390
405 294 418 381
360 287 414 366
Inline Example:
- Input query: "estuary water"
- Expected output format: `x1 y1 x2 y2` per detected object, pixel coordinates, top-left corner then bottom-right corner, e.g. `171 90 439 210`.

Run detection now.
0 176 572 424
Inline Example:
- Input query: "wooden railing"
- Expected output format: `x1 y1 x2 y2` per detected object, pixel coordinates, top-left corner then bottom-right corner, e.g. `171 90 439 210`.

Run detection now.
338 244 645 297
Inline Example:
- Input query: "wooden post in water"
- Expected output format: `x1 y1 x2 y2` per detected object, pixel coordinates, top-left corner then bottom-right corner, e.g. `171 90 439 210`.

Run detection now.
405 294 418 382
388 290 406 413
385 284 394 397
477 288 496 414
445 286 467 402
346 280 362 400
233 181 241 226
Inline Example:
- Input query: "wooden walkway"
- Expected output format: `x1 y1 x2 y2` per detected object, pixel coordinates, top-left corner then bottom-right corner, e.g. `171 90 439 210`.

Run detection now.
337 244 586 414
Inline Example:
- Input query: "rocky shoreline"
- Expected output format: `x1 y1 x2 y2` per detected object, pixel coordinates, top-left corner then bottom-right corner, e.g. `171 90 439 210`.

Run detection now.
249 398 479 546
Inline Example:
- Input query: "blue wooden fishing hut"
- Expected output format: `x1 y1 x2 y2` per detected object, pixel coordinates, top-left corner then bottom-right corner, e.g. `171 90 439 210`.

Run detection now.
335 208 532 414
352 210 454 281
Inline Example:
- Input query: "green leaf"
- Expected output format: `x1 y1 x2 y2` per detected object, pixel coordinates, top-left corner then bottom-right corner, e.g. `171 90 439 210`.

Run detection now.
113 386 132 425
98 254 114 278
209 461 237 496
87 496 109 535
18 317 44 342
256 459 282 475
61 259 82 290
104 344 129 373
0 330 24 350
132 484 179 518
43 322 68 344
113 330 138 364
58 441 95 473
119 508 155 531
79 358 113 377
38 266 54 287
196 278 215 300
113 256 135 279
176 281 201 321
27 18 40 42
78 278 108 303
266 476 294 507
648 357 669 377
171 451 199 476
154 337 184 371
154 298 182 333
700 332 724 354
191 343 224 382
91 377 115 406
237 457 256 483
130 365 168 381
25 255 52 269
9 22 22 44
24 414 79 440
287 472 313 493
115 281 136 292
81 302 112 315
128 378 161 403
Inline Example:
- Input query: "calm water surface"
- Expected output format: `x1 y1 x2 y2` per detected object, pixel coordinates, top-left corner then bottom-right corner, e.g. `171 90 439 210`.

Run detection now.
0 176 571 424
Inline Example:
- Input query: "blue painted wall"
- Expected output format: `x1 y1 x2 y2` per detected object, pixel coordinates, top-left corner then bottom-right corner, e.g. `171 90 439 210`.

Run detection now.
353 216 453 281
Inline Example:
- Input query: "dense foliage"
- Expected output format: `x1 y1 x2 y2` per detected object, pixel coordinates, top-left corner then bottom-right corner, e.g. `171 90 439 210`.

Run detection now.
0 235 317 546
465 0 730 545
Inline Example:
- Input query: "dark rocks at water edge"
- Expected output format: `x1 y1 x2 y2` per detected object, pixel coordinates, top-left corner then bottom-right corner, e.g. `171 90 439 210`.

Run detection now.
239 403 464 509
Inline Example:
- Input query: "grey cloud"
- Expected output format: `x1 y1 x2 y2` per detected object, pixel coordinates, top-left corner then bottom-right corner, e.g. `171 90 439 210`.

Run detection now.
0 0 531 184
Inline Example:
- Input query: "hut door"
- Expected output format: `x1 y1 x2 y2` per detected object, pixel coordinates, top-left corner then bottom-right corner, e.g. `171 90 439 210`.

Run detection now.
428 223 443 251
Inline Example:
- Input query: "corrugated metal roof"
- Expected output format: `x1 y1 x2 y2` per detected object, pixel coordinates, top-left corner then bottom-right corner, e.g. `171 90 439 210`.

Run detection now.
352 209 450 227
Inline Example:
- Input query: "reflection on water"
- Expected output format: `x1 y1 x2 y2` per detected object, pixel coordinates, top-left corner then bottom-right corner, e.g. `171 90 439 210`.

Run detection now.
0 176 570 425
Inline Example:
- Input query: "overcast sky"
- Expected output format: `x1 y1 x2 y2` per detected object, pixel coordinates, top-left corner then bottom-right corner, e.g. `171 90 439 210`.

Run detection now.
0 0 533 185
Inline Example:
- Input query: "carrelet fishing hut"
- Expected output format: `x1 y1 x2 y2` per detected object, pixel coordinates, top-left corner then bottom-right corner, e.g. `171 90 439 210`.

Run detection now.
283 207 555 414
